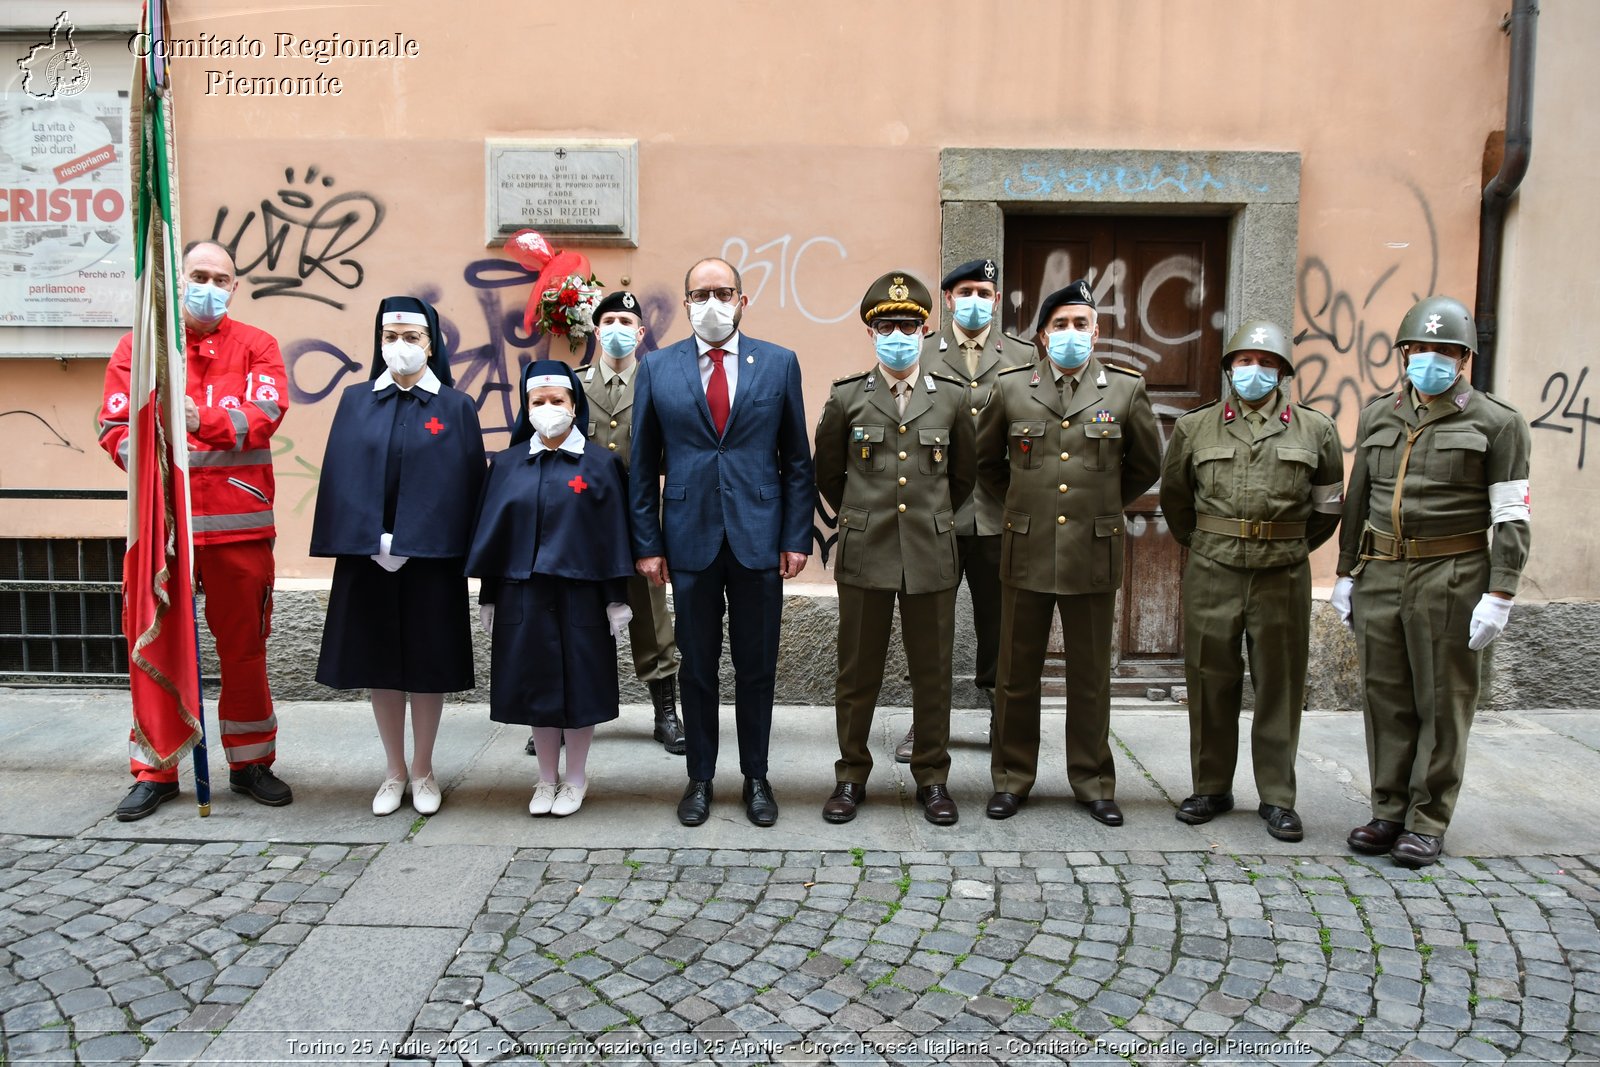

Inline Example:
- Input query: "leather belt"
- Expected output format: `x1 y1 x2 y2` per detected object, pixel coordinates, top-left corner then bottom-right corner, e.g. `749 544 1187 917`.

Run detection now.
1361 526 1488 561
1194 513 1307 541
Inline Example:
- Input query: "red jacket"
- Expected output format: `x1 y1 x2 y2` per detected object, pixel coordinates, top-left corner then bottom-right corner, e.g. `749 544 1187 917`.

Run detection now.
98 317 289 544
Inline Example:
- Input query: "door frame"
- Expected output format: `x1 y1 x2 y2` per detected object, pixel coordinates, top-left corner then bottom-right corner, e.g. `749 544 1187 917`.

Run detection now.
937 148 1301 335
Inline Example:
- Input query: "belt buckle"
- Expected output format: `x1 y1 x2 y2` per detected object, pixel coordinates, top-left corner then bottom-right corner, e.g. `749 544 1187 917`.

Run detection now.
1248 520 1262 539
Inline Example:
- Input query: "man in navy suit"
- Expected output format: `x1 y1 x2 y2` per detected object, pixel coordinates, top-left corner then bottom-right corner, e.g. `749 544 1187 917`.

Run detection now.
631 257 815 827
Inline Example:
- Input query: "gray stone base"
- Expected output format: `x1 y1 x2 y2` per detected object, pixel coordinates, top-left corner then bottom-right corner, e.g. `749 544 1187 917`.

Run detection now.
222 586 1591 712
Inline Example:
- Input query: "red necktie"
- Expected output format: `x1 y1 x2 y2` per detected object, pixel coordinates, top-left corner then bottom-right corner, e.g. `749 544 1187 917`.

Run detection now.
706 348 730 435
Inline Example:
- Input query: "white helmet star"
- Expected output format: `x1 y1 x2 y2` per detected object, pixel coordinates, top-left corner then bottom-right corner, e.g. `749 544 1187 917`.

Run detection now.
1250 327 1269 345
1424 313 1442 334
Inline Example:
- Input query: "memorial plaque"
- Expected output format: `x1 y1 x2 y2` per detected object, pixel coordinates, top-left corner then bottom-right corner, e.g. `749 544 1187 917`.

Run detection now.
485 138 637 247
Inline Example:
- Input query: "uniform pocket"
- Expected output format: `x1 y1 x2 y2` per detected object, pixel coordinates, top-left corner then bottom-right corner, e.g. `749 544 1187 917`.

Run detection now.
1092 513 1124 588
1001 508 1030 581
1273 446 1317 507
1083 422 1123 472
933 507 957 581
918 427 950 476
1194 445 1236 499
1009 421 1045 471
1361 426 1402 480
1426 428 1489 483
851 425 887 474
836 506 869 578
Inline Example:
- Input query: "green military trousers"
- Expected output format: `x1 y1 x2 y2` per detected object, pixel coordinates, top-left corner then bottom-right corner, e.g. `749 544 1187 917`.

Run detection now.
834 584 956 788
625 573 679 683
991 585 1116 801
1351 550 1489 837
1182 552 1310 809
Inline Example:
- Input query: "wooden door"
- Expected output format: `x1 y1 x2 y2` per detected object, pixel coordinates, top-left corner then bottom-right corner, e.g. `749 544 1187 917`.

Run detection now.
1004 215 1227 691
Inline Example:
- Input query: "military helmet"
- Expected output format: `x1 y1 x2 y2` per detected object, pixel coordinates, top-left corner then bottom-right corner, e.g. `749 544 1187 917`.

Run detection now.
1223 320 1295 377
1395 296 1477 354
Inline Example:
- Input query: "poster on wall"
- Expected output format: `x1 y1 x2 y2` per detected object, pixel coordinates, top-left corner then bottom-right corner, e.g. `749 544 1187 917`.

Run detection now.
0 90 134 327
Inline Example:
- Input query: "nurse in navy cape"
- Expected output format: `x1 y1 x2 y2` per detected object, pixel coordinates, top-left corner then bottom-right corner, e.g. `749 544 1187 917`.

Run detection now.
466 359 635 817
310 296 485 818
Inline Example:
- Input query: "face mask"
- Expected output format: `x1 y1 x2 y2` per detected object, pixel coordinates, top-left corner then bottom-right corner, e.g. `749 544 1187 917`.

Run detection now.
382 340 428 377
599 324 639 360
953 295 994 332
183 281 230 324
1230 365 1280 403
1045 328 1092 370
874 331 920 372
528 404 575 440
1406 352 1461 396
688 296 738 345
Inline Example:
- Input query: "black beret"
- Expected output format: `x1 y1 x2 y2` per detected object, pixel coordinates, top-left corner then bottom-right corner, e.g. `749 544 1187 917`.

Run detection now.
1034 278 1095 332
940 258 999 291
592 290 643 322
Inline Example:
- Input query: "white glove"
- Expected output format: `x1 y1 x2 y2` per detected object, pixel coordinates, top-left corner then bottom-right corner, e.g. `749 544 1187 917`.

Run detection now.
479 604 495 635
370 532 408 573
1331 576 1354 629
1468 594 1513 651
606 602 633 639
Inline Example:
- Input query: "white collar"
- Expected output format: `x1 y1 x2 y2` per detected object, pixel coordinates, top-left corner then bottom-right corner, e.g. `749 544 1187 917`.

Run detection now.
528 429 587 457
373 365 441 395
695 332 741 358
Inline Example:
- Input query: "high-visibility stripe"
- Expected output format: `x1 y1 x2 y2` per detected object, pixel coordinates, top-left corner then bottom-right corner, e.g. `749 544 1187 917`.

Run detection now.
193 509 275 532
256 400 281 420
227 408 249 450
221 713 278 736
189 449 272 468
224 740 275 762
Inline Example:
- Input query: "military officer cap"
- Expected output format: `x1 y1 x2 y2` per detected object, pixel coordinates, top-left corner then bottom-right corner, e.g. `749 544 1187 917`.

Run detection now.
592 289 643 323
1396 295 1477 354
860 271 933 324
1224 320 1296 376
940 258 999 291
1034 278 1095 332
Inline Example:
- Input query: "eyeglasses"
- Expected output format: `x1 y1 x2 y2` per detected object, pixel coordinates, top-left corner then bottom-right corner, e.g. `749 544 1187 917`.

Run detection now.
382 331 429 346
871 320 923 336
686 287 739 305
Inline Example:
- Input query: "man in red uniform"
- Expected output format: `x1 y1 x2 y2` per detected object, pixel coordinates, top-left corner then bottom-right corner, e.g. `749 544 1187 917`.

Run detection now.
98 241 294 820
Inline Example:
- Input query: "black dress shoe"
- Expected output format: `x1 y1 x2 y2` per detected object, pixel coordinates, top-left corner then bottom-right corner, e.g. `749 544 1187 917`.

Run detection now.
229 765 293 806
1175 792 1234 825
743 777 778 827
114 780 179 822
1082 799 1124 826
1347 818 1405 855
677 779 713 826
1391 831 1444 869
1259 803 1304 842
822 782 865 823
985 792 1025 819
916 784 959 826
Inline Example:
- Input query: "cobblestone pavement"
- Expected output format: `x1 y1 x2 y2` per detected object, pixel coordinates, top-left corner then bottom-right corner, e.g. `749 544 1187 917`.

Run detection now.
4 836 1599 1065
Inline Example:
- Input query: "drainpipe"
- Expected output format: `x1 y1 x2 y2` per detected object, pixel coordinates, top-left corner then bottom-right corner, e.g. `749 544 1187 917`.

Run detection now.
1473 0 1539 390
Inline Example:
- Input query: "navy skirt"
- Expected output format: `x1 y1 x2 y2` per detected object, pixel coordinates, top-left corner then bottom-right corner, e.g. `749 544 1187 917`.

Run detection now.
488 574 620 728
316 555 475 693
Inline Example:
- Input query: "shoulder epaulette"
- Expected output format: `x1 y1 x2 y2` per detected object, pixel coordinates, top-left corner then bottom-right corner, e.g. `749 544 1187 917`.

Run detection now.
1481 390 1522 414
1003 332 1030 346
1291 401 1335 422
928 370 966 387
998 363 1036 376
1363 390 1397 411
1103 362 1142 377
1182 399 1221 417
832 370 871 386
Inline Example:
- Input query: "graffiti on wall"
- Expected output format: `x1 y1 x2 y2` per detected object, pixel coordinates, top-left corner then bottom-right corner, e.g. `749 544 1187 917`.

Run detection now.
720 235 856 324
1003 161 1270 200
1531 367 1600 470
209 166 385 310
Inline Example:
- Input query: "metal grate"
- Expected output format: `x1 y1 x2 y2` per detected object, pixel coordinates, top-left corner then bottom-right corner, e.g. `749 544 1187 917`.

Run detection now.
0 538 129 684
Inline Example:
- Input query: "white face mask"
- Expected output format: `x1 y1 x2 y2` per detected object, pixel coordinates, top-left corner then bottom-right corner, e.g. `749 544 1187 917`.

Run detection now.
688 297 738 345
529 404 575 440
382 340 428 377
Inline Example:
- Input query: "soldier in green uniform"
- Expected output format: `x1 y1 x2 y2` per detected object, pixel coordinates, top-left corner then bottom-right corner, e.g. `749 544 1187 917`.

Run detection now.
1160 320 1345 842
814 271 975 825
1335 296 1531 868
978 280 1163 825
893 258 1033 763
581 290 686 754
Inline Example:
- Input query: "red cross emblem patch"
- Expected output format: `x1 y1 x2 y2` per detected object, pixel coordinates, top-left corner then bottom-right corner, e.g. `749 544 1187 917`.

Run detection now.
568 475 588 494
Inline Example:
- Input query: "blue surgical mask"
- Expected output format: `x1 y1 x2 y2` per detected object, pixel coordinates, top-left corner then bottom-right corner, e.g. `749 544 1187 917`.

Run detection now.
1045 329 1092 370
874 332 920 372
1406 352 1461 397
1230 365 1279 402
184 281 230 323
953 295 994 332
599 324 639 359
